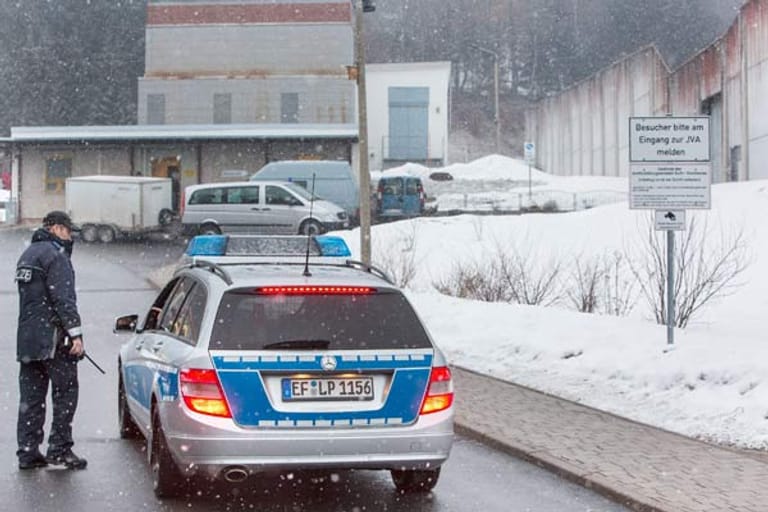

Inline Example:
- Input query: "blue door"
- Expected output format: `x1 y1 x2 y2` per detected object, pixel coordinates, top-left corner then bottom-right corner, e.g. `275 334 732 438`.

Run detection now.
388 87 429 160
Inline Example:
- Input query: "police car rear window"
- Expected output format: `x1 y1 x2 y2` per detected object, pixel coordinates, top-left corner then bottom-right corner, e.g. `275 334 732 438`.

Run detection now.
210 289 432 350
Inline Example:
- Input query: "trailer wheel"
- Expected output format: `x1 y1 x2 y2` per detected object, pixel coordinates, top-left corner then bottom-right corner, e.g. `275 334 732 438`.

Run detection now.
158 208 175 226
80 224 98 243
97 225 116 244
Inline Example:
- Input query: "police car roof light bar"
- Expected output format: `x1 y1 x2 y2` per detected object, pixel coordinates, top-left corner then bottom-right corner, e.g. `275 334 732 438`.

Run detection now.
186 235 228 257
185 234 351 259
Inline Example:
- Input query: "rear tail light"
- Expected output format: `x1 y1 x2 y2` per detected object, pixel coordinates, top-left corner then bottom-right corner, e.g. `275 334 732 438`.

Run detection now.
420 366 454 415
377 183 383 201
179 368 231 418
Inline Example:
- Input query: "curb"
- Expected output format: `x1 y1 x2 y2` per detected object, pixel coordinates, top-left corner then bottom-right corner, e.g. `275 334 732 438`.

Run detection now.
453 420 659 512
451 365 670 512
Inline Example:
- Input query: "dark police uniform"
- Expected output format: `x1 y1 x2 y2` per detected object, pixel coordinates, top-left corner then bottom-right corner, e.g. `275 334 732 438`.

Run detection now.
15 224 84 469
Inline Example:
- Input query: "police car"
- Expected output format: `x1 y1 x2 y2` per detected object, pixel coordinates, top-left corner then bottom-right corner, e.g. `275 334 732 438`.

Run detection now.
114 235 454 498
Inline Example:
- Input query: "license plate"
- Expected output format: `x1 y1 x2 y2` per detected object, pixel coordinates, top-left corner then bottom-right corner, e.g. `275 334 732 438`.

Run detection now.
282 377 374 401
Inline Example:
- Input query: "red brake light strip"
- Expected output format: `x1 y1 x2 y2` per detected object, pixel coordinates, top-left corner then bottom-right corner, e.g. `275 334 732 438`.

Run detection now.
258 286 375 295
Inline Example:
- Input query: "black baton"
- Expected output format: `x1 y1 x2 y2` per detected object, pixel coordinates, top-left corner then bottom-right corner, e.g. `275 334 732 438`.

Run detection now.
83 352 106 375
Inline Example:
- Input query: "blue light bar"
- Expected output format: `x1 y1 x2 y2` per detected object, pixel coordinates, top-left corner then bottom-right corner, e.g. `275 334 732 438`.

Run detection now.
186 235 228 256
185 234 351 258
315 236 351 257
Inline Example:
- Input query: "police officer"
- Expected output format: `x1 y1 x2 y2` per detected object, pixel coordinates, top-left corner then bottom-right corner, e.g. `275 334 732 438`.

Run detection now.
15 211 87 470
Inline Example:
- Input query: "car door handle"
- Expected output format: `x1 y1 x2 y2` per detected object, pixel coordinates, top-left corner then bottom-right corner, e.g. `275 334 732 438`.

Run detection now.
251 207 261 211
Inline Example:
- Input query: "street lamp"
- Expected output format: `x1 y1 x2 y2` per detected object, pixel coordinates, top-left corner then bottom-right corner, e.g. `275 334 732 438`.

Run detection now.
354 0 374 264
470 43 501 155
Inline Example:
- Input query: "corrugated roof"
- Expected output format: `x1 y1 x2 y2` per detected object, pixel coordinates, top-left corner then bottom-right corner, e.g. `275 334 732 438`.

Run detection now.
10 123 359 142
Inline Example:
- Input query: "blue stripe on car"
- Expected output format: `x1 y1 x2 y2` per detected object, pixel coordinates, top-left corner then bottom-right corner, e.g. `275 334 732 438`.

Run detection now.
212 353 433 427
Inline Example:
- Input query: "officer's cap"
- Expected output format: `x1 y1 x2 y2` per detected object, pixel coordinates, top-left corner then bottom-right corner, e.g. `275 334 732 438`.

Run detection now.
42 211 81 232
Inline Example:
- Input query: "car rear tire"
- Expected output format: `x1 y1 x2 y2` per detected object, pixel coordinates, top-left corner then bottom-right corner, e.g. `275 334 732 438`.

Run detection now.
150 407 184 498
118 373 141 440
390 467 441 493
80 224 98 243
97 225 116 243
198 223 221 235
299 219 323 236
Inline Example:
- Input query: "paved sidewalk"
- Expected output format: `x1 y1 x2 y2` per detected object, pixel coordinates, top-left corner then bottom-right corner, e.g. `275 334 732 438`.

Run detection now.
452 367 768 512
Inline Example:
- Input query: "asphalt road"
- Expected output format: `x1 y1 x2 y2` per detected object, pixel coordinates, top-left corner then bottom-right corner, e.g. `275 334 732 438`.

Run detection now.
0 227 626 511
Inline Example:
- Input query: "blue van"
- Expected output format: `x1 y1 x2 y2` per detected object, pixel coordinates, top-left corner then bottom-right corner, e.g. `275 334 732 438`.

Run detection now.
251 161 359 224
375 175 425 220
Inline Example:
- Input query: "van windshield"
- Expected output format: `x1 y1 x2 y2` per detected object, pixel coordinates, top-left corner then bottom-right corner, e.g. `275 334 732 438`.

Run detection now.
283 182 319 201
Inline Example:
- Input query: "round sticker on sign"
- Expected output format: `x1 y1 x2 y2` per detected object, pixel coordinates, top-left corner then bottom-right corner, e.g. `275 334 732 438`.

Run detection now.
524 142 536 164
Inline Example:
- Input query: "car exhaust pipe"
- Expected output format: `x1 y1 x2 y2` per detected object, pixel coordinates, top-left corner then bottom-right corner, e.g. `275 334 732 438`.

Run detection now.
222 466 249 483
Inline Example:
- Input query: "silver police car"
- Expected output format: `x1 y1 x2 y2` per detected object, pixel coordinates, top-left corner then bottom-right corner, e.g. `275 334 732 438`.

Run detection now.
114 235 454 498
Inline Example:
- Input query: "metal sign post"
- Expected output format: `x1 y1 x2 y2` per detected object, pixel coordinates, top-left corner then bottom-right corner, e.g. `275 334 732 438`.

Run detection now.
524 142 535 199
666 230 675 346
629 116 711 348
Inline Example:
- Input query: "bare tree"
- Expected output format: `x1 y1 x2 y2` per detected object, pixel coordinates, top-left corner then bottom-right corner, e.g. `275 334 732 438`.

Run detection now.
372 223 419 288
601 252 639 317
567 255 606 313
627 214 749 328
433 242 561 306
495 245 561 306
433 260 510 302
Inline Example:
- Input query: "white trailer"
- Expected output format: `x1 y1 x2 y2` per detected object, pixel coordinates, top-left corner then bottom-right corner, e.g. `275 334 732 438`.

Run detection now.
65 175 174 243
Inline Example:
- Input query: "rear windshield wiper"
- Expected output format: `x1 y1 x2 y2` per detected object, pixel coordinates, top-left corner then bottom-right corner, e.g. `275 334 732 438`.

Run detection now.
261 339 331 350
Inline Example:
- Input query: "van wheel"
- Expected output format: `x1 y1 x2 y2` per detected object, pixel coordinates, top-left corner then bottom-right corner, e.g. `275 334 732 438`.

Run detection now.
199 223 221 235
80 224 98 243
97 225 116 243
299 219 323 236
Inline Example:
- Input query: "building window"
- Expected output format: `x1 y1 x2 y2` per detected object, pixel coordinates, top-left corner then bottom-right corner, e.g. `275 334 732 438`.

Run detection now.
281 93 299 123
214 93 232 124
147 94 166 125
45 155 72 194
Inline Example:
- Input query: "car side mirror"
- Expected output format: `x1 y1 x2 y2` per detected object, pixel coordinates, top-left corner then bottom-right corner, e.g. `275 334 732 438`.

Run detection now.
114 314 139 334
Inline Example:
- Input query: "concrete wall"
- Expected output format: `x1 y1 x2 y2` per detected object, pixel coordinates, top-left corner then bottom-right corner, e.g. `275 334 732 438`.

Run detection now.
145 1 352 75
19 145 133 220
529 48 668 178
365 62 451 171
137 77 355 125
145 25 353 76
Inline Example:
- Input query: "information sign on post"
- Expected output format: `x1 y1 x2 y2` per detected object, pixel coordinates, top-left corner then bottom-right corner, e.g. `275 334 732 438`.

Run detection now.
629 116 711 348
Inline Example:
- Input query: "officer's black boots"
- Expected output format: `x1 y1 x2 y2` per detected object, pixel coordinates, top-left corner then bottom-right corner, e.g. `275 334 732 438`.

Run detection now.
18 451 48 470
46 449 87 470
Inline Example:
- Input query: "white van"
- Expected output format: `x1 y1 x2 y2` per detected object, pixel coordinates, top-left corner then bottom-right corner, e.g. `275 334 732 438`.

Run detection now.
181 180 349 236
250 161 360 224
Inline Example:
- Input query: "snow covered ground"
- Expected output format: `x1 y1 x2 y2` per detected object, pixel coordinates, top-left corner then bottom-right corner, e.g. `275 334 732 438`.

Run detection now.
339 156 768 451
